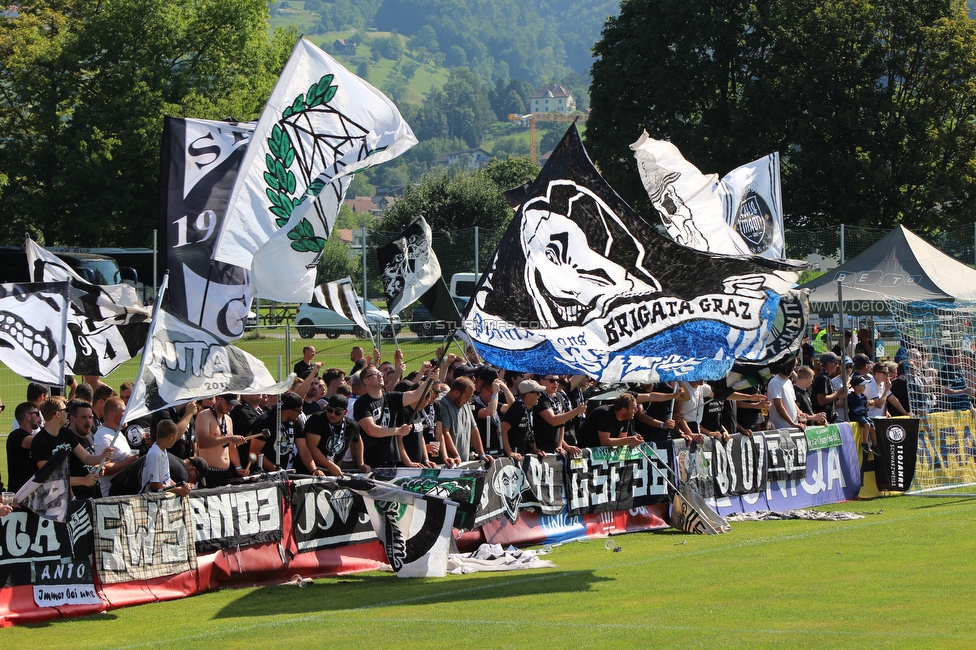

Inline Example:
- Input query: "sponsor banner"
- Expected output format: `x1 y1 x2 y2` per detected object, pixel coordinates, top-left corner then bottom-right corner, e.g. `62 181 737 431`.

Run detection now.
291 479 374 552
715 422 861 515
805 424 843 451
476 455 565 527
189 482 284 553
712 433 768 497
93 494 197 585
874 418 920 492
480 504 670 547
565 444 668 517
374 466 485 530
913 410 976 486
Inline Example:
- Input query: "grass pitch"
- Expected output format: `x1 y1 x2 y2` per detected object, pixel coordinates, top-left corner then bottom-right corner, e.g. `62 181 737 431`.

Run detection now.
4 495 974 648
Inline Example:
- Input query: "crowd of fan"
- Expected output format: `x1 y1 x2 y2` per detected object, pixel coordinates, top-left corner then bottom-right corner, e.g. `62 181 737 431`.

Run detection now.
0 340 920 502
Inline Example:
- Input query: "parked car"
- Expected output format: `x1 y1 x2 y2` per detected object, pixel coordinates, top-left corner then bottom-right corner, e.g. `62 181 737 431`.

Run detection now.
408 296 468 340
295 300 401 339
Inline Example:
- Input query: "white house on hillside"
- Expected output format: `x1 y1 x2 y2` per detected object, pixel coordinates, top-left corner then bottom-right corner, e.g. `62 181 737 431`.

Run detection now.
529 84 576 115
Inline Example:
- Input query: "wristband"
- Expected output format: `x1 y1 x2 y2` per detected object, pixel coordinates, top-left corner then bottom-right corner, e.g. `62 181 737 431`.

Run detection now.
236 466 243 470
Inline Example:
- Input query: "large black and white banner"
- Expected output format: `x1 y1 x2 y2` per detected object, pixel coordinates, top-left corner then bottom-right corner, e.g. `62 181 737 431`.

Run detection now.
15 450 72 523
338 476 456 578
189 482 283 553
711 433 769 497
874 418 920 492
291 478 374 552
465 125 798 382
632 132 785 260
475 456 565 526
675 431 799 499
374 466 485 530
93 494 196 584
0 501 98 609
124 282 294 421
377 217 442 317
0 282 68 385
26 238 151 377
159 116 255 339
565 444 668 516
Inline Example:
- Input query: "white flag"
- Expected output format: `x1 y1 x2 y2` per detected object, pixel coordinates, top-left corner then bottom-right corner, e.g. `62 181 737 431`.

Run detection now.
26 238 151 376
632 132 785 259
338 476 457 578
310 277 371 333
0 282 69 384
212 37 418 302
125 281 294 421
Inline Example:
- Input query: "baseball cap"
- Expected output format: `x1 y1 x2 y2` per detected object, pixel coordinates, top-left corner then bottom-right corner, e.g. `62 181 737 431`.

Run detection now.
850 374 869 387
820 352 839 364
280 392 303 411
518 379 546 394
326 394 348 410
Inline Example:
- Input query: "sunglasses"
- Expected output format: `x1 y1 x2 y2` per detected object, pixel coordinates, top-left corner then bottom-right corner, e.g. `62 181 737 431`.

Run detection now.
28 411 40 417
542 377 557 382
326 407 347 415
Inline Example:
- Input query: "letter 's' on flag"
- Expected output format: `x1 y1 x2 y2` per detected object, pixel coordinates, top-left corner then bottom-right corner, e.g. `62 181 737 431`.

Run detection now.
632 132 786 260
212 37 417 303
464 125 800 383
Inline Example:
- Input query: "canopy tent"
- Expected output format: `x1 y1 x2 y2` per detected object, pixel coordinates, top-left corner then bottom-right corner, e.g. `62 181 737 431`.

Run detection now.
800 225 976 316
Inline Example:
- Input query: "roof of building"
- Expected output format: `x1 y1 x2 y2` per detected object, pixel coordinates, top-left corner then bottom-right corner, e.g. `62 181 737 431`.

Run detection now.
529 84 572 100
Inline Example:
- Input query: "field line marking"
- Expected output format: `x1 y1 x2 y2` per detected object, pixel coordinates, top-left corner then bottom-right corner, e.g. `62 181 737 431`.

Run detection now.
115 506 974 648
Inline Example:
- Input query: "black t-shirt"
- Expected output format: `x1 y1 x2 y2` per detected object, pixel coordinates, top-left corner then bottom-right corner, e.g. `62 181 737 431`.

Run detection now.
230 401 263 462
890 376 911 416
6 427 35 493
471 393 503 455
30 428 78 470
532 392 562 453
354 391 406 467
735 384 766 430
501 399 532 454
169 454 189 484
152 407 193 460
121 416 153 457
62 427 99 499
577 405 634 448
294 359 315 379
305 412 361 464
302 400 322 416
811 371 837 423
564 386 585 445
700 396 724 433
251 407 305 473
795 386 815 416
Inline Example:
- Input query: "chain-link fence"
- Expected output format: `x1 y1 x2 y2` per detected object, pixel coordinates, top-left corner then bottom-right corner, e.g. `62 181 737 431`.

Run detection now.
784 224 976 268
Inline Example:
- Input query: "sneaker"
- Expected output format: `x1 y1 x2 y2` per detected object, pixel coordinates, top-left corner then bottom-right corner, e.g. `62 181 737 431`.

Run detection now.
871 445 881 456
860 442 872 454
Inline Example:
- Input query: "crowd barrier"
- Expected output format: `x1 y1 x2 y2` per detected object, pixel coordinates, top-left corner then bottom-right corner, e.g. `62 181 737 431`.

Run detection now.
0 425 896 626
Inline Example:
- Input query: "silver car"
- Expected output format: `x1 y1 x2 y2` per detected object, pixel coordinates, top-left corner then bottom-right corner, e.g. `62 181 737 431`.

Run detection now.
295 300 401 339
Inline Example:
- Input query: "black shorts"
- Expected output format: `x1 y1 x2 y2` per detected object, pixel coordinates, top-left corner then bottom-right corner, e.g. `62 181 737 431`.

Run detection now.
204 466 238 488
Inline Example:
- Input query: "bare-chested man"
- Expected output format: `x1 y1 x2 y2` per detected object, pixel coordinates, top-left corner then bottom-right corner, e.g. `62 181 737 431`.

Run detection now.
194 393 247 487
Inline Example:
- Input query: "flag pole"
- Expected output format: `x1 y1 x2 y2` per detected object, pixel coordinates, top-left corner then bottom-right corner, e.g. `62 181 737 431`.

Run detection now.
120 274 169 428
58 281 70 391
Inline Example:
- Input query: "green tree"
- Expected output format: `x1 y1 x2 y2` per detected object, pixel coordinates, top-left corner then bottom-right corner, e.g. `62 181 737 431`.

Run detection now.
588 0 976 232
0 0 293 246
481 155 539 191
315 230 360 284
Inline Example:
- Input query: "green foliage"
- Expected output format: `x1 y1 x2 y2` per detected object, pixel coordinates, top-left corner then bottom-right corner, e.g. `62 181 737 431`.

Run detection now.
588 0 976 232
481 155 540 190
0 0 294 246
315 229 360 284
411 68 494 148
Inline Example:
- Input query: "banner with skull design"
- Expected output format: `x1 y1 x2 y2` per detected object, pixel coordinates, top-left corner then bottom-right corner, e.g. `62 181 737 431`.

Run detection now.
377 217 444 317
26 238 150 377
465 125 800 383
0 282 69 385
631 132 785 259
475 455 566 526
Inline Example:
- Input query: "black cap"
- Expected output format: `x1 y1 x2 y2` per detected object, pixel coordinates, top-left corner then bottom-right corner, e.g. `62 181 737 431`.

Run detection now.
279 392 303 411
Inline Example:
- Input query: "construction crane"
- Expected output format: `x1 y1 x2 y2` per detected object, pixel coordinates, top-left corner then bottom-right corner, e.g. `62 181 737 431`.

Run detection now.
508 111 589 164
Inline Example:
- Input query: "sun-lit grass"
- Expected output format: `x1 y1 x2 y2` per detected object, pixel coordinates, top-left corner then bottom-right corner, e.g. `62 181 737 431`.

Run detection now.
3 495 974 647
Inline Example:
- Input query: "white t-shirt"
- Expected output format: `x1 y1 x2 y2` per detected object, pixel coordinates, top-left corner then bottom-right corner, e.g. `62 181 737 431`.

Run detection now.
94 425 134 496
679 383 713 428
767 374 798 429
141 444 170 492
864 376 886 418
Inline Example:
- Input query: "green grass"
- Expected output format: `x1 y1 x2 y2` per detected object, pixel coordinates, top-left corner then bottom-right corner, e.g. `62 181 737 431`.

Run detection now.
4 495 974 647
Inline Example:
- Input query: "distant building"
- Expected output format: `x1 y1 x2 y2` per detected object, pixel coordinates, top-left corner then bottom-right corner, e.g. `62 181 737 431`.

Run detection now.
346 196 384 217
333 38 357 55
432 148 491 170
529 84 576 115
